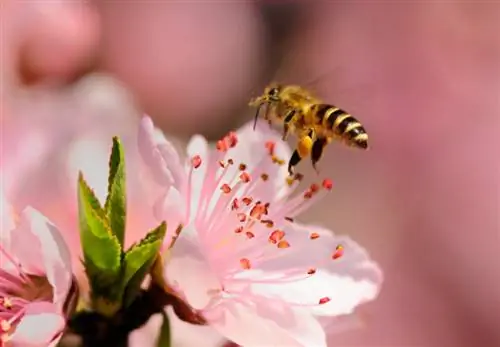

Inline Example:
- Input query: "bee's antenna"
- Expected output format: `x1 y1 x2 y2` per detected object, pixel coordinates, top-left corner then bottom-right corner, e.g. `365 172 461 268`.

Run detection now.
253 103 263 130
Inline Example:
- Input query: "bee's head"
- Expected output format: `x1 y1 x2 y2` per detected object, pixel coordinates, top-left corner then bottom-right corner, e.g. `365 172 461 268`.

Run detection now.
265 83 282 102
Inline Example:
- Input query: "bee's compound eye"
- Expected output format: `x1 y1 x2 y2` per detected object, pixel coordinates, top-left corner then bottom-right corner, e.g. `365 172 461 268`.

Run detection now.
270 88 279 96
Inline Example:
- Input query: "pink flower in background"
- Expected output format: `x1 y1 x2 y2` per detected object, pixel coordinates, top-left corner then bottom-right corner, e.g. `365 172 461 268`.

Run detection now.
139 116 383 346
0 188 73 346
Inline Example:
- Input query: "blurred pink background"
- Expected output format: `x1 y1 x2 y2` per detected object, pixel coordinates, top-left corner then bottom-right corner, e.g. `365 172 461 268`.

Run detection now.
1 1 499 346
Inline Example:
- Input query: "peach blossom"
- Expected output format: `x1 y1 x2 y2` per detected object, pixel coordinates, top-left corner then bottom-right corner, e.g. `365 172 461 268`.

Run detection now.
138 116 382 346
0 190 72 346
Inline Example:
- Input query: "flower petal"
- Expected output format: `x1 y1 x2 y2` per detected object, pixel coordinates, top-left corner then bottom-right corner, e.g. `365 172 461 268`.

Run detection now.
0 184 15 244
165 230 219 310
153 187 185 230
167 307 224 347
138 116 184 187
223 120 295 202
243 223 382 317
9 301 65 347
12 208 72 309
205 297 326 347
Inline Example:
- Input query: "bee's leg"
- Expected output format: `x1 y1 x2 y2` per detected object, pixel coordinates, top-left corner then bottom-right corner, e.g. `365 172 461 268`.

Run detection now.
282 109 295 141
288 131 314 175
311 137 328 173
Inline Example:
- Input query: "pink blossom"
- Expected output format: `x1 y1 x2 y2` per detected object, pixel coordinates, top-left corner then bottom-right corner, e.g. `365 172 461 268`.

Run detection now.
138 116 383 346
0 189 72 346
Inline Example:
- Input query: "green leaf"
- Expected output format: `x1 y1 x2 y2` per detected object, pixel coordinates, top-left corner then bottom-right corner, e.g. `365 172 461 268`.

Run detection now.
78 173 122 287
104 136 127 248
122 222 167 307
156 311 171 347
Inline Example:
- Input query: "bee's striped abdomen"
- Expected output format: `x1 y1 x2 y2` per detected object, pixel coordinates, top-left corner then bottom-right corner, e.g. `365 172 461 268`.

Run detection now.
316 104 369 150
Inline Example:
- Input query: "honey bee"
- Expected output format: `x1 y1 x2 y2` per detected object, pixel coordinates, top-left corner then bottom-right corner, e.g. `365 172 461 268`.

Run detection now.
249 83 369 175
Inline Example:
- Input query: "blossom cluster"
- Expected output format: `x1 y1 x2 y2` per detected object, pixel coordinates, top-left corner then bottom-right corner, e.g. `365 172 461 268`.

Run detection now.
0 116 382 347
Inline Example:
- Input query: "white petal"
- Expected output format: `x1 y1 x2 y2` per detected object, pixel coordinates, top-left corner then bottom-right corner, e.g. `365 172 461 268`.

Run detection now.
153 187 186 228
138 116 184 187
0 185 15 245
166 307 224 347
246 223 382 317
128 313 164 347
205 298 326 347
185 134 210 220
165 229 219 310
13 208 72 310
10 302 65 346
223 120 296 202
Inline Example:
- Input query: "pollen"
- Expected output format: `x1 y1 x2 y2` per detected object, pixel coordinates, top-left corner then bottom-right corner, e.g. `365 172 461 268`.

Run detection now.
242 197 253 205
265 141 275 155
245 231 255 239
1 297 12 309
322 178 333 190
285 217 294 223
307 268 316 275
237 213 247 222
272 156 285 166
228 159 234 165
310 232 320 240
0 320 11 332
261 173 269 181
234 226 244 234
240 172 251 183
227 131 238 148
221 184 232 194
231 198 240 210
216 139 228 152
304 191 313 199
310 183 320 193
239 163 247 171
269 229 285 244
261 219 274 228
191 155 202 169
277 240 290 249
240 258 251 270
250 202 267 219
332 245 344 260
319 297 331 305
218 160 227 168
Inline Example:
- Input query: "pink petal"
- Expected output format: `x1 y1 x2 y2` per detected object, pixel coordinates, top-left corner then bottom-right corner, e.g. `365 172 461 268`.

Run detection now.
128 313 164 347
228 120 296 202
153 187 185 229
0 185 15 244
166 307 224 347
205 297 326 347
165 231 220 310
138 115 184 187
9 301 65 347
185 134 210 219
246 223 382 317
12 208 72 309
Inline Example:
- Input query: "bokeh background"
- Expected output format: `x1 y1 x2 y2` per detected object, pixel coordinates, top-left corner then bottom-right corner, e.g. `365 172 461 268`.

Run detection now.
1 1 499 346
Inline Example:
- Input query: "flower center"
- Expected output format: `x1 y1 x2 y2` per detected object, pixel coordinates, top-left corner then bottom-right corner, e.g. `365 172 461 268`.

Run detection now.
180 131 344 306
0 244 53 342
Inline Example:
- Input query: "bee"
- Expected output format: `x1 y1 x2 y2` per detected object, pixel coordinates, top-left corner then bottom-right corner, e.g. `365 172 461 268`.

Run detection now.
249 83 369 175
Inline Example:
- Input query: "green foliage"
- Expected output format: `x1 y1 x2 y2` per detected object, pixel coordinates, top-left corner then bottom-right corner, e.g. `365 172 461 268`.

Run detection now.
77 137 167 317
123 222 167 307
104 137 127 247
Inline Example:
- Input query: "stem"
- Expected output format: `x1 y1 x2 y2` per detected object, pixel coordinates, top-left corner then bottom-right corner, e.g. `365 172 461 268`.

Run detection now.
57 283 172 347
